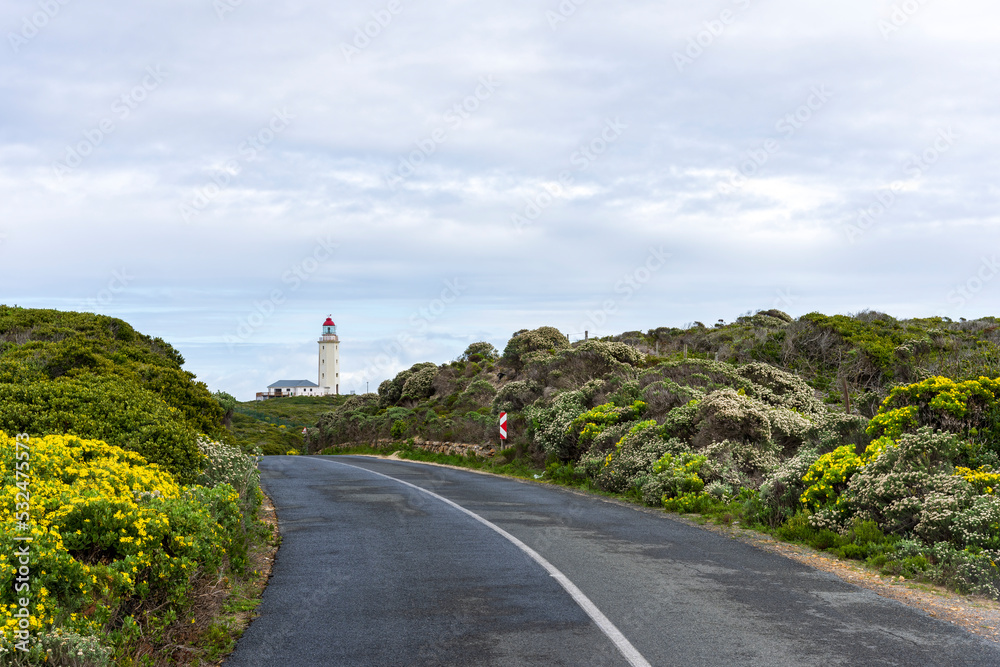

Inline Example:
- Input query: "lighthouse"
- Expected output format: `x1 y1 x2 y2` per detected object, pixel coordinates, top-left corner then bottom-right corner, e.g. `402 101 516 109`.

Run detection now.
318 316 340 395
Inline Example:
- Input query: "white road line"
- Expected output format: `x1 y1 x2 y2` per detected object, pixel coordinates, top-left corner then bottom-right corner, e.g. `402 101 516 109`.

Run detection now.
316 457 652 667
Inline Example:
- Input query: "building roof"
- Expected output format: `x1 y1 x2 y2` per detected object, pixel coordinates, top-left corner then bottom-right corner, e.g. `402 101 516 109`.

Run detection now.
323 317 335 326
267 380 319 388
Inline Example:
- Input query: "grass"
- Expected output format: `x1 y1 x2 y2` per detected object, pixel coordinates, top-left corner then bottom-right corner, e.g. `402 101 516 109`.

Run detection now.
236 395 348 427
183 493 281 665
191 579 266 663
226 395 352 456
225 412 305 456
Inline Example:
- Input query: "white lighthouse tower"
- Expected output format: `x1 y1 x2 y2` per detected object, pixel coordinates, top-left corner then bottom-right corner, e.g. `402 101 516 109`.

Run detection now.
318 315 340 395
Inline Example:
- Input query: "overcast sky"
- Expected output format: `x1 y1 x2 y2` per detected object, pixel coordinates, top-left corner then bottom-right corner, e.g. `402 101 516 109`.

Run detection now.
2 0 998 400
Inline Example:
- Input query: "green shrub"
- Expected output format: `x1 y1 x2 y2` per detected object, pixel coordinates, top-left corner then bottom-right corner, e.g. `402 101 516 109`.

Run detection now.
459 342 499 363
757 446 821 526
501 326 569 369
0 627 113 666
800 311 909 377
543 461 588 486
458 379 496 406
775 512 819 544
867 376 1000 447
0 375 201 482
850 519 888 547
651 451 707 498
662 491 716 513
693 388 772 447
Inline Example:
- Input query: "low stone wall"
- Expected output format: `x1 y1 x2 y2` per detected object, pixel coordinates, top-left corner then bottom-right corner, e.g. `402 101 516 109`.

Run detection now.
415 440 497 458
320 438 496 458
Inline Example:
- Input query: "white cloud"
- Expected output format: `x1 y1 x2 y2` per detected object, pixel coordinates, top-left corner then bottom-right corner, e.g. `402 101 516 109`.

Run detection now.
2 0 998 399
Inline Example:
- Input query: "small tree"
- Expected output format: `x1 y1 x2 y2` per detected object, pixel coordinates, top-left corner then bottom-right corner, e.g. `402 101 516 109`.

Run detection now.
501 326 570 370
459 342 499 364
213 390 237 428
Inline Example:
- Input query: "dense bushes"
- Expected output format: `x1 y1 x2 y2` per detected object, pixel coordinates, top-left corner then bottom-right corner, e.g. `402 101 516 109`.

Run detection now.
784 386 1000 597
0 307 229 480
0 433 261 660
378 362 439 406
692 389 772 447
0 376 202 482
309 313 1000 600
502 327 570 370
0 307 269 662
518 340 644 389
492 380 541 413
525 388 591 460
867 376 1000 448
0 307 222 434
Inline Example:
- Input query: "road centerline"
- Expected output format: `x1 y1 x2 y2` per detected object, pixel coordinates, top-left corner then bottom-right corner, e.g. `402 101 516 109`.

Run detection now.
314 457 653 667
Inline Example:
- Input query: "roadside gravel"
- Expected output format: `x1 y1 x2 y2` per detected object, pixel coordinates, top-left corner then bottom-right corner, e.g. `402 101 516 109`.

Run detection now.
693 520 1000 644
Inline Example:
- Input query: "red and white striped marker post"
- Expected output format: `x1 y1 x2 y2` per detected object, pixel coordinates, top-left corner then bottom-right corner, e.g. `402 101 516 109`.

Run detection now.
499 412 507 442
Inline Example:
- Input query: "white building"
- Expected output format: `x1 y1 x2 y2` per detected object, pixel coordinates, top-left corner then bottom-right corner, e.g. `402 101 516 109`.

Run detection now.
256 316 341 400
259 380 321 399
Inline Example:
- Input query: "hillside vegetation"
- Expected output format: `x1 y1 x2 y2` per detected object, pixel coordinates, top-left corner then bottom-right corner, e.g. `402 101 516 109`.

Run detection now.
314 310 1000 599
0 306 226 481
0 307 267 664
223 395 344 456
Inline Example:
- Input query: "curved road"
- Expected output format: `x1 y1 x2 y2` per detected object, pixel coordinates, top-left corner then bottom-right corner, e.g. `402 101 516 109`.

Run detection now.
225 455 1000 666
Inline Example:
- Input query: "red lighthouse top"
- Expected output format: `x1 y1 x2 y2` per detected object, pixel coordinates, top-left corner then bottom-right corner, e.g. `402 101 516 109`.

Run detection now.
323 317 335 326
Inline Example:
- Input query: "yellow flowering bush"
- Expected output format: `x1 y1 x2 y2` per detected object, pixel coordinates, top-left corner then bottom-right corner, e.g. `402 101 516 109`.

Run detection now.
955 466 1000 495
568 400 646 447
652 451 707 499
866 405 919 441
588 420 671 497
867 376 1000 442
0 432 246 654
800 407 971 509
662 490 715 513
0 375 204 483
799 445 864 509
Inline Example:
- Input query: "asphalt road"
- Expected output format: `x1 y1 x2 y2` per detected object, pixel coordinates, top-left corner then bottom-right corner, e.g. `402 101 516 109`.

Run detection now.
225 455 1000 666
